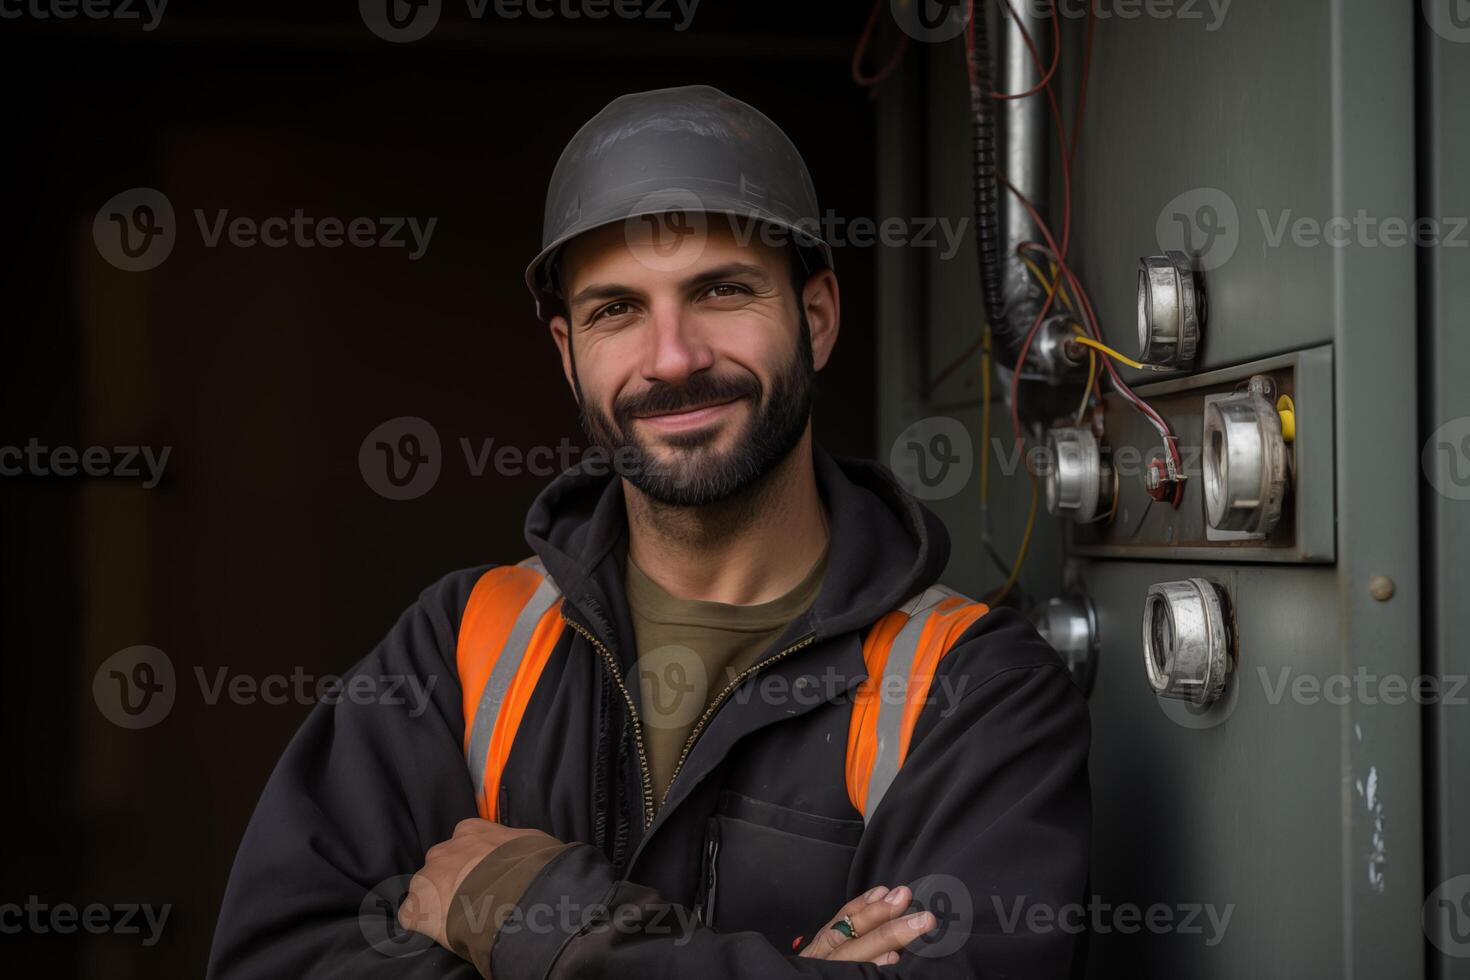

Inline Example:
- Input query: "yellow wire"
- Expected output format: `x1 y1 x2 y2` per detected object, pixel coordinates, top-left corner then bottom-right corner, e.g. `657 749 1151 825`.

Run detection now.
1019 254 1074 312
1075 347 1096 422
1069 334 1148 370
995 470 1038 605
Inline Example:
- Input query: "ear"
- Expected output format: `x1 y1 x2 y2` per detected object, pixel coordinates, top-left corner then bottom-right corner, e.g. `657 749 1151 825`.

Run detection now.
801 268 841 371
548 315 579 401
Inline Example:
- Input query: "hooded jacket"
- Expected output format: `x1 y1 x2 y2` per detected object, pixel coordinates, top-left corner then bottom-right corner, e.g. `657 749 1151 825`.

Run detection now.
207 445 1091 979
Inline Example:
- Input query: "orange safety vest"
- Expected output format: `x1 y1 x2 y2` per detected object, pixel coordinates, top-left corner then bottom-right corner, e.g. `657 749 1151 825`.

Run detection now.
456 559 988 824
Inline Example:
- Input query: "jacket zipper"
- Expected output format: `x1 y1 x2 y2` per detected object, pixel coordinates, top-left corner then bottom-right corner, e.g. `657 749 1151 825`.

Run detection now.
660 633 817 809
563 615 656 828
694 818 722 925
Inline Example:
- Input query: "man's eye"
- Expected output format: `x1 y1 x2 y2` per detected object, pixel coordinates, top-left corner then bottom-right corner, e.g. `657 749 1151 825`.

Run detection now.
590 301 634 322
704 282 749 299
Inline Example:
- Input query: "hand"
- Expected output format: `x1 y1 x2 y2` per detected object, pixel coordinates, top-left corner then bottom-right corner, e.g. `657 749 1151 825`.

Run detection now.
798 885 936 965
398 818 552 949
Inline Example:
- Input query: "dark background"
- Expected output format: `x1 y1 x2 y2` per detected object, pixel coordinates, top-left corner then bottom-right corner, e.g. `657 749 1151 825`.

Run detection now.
0 2 884 974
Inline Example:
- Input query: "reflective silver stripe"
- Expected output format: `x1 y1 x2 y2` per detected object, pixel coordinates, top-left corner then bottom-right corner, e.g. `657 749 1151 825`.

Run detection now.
465 564 562 803
862 586 960 822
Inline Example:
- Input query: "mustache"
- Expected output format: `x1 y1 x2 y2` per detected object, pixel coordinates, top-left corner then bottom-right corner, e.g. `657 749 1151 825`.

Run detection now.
614 372 762 423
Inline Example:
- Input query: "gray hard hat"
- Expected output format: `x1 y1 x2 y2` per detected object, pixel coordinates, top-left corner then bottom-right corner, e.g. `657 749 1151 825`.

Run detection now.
524 84 834 321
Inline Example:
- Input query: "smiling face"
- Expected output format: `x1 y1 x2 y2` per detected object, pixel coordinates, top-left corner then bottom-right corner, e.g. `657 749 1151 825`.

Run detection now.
547 215 839 507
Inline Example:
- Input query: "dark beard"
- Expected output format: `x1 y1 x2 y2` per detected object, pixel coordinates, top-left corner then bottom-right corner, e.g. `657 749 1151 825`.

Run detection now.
574 318 815 507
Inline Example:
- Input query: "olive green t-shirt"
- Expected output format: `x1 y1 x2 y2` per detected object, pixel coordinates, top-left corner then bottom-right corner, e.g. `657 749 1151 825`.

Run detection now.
626 546 829 804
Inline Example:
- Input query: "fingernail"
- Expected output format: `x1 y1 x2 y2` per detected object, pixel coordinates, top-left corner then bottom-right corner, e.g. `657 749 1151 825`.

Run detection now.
909 911 935 931
865 886 889 904
886 887 908 906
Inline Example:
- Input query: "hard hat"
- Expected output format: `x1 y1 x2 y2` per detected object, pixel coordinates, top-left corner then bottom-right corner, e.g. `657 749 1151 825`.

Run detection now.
524 84 834 321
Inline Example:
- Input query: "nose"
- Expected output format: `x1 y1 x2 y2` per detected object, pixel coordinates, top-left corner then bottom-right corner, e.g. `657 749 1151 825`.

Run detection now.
641 296 715 386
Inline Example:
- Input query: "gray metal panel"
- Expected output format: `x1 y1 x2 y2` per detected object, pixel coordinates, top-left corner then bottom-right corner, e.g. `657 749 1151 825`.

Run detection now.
1079 561 1347 977
1419 11 1470 979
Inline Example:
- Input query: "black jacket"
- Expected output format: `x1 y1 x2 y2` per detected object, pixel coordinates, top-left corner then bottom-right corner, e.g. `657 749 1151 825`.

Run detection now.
207 445 1091 979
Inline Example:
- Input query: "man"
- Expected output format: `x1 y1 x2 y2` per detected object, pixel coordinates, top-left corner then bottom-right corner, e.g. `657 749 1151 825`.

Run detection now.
207 85 1090 979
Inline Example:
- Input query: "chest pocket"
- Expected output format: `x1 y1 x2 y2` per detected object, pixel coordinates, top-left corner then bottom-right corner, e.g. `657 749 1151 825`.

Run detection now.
696 791 864 951
456 557 565 821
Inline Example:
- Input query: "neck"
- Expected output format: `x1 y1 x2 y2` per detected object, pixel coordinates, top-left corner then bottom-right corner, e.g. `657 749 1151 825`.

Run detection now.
623 429 829 605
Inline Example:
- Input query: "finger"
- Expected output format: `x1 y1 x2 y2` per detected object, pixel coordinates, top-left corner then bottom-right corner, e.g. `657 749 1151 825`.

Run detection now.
844 885 912 942
827 910 936 964
798 886 890 959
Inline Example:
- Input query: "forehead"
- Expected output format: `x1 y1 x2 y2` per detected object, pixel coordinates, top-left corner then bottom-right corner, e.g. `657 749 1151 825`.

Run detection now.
558 214 788 290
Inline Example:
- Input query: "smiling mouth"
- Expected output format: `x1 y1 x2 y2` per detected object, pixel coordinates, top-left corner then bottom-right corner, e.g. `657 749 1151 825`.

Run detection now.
634 397 744 432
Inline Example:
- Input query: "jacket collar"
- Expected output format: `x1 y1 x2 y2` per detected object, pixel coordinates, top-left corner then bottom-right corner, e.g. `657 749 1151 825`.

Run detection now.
522 442 951 655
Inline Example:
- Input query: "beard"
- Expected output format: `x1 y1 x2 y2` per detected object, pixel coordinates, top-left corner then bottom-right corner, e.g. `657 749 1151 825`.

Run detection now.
574 318 815 507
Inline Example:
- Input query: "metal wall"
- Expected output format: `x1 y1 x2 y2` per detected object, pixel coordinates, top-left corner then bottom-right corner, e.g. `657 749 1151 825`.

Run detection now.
876 1 1447 976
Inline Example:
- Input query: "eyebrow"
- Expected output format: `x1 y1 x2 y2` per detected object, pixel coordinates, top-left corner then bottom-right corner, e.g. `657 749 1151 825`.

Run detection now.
567 261 774 311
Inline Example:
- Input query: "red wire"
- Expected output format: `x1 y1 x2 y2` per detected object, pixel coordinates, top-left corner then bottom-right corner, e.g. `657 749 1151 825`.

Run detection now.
991 1 1062 101
852 0 911 88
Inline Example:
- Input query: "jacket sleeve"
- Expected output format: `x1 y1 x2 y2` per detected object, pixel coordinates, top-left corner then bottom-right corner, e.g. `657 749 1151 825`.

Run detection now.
483 608 1092 980
206 568 491 980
